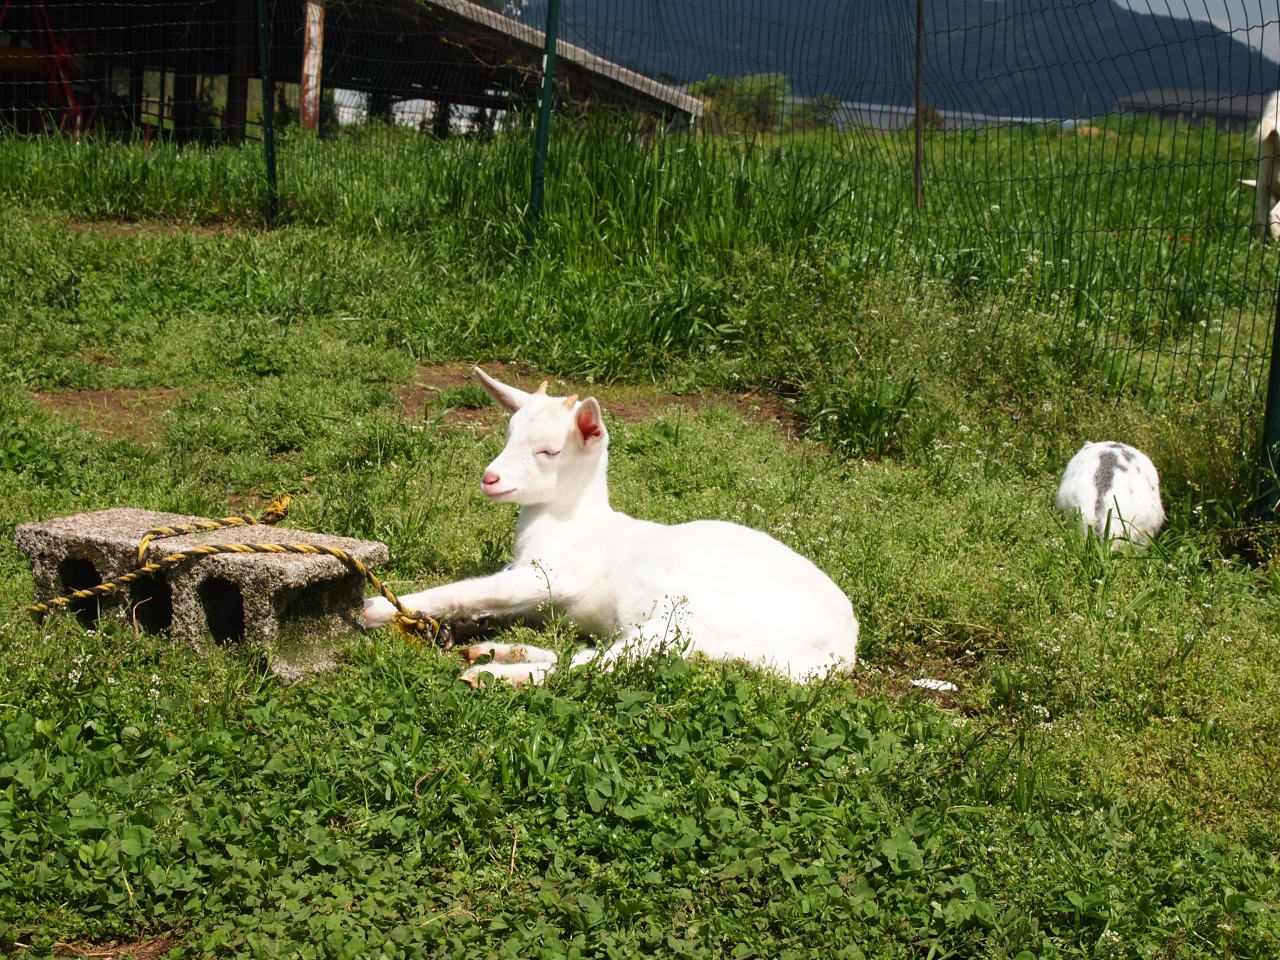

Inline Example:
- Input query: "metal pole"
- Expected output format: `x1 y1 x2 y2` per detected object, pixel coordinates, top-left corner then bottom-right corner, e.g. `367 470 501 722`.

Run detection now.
1255 288 1280 520
256 0 278 226
914 0 924 210
527 0 562 246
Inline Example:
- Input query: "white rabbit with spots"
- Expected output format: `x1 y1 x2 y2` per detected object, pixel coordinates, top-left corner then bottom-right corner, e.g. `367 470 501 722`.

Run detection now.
1055 441 1164 544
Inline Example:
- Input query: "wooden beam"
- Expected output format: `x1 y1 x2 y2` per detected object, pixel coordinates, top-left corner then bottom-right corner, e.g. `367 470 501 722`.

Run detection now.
224 0 253 144
300 0 325 131
172 68 198 144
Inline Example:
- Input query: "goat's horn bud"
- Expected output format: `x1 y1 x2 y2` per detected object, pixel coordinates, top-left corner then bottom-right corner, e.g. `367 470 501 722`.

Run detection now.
535 381 548 395
563 393 579 409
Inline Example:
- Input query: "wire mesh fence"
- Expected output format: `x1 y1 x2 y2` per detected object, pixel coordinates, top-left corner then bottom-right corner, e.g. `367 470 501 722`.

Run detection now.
2 0 1279 401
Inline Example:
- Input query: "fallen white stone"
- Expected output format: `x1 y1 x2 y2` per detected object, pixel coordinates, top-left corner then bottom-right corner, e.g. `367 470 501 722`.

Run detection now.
911 678 958 692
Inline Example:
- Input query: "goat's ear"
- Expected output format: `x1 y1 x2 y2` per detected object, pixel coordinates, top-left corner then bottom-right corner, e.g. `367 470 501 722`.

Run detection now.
473 366 531 414
1241 178 1259 190
575 397 605 447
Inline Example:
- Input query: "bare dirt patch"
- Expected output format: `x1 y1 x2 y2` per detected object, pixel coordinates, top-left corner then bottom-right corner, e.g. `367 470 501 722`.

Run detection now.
393 363 803 439
52 933 179 958
66 219 245 239
34 388 182 444
848 665 966 712
1074 125 1120 139
30 364 802 448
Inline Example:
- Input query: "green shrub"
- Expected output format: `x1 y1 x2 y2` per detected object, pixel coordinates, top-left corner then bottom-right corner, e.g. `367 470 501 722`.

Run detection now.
796 364 922 460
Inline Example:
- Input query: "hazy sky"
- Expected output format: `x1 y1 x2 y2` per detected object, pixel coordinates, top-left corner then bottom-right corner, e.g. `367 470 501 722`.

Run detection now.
1118 0 1280 61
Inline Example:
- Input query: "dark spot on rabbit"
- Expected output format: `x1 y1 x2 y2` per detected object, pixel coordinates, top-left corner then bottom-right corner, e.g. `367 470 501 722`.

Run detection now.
1112 443 1136 464
1094 450 1120 521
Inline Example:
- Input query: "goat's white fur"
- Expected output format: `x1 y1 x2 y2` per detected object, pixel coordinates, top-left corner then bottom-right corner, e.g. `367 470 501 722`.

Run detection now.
363 368 859 686
1242 91 1280 239
1054 441 1164 544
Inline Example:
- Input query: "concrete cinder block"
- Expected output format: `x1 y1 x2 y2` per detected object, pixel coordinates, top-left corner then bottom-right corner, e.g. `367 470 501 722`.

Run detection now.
16 508 390 681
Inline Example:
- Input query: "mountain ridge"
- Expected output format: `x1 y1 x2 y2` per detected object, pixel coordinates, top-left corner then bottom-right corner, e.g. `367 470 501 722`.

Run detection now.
524 0 1280 117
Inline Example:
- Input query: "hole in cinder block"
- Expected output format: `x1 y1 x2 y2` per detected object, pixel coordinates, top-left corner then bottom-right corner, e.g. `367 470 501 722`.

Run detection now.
198 577 245 645
58 557 103 630
129 576 173 634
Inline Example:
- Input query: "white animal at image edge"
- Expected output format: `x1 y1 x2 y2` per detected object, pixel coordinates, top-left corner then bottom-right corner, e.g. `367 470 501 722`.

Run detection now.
1240 90 1280 239
1054 441 1165 544
362 368 859 687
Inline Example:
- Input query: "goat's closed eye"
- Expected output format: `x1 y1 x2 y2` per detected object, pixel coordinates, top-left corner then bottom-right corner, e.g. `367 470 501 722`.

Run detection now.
537 449 562 458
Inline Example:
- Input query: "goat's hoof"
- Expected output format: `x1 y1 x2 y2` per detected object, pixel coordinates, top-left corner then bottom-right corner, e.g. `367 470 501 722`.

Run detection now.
361 597 397 629
460 664 545 689
459 642 535 665
460 665 502 688
459 645 494 665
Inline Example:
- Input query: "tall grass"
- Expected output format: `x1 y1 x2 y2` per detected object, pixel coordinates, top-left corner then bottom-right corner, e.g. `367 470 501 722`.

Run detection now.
1 115 1277 397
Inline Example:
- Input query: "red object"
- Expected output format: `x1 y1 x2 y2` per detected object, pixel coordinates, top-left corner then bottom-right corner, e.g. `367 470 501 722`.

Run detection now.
0 0 84 132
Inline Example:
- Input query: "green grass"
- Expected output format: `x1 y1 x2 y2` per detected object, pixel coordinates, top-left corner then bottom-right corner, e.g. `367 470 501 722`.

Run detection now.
1 130 1280 957
1 116 1276 397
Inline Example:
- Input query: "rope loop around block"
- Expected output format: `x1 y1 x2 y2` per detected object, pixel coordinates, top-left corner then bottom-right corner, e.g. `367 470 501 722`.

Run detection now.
134 494 294 565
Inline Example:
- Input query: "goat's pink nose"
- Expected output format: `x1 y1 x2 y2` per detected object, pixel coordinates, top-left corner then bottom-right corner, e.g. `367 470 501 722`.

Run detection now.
482 469 501 486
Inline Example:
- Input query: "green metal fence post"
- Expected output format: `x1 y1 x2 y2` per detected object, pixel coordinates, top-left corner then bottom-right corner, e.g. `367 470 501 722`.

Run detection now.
1255 290 1280 520
256 0 278 227
914 0 924 210
526 0 562 246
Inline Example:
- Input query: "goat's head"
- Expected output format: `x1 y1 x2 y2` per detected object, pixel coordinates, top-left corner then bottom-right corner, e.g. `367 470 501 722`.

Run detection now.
472 367 608 505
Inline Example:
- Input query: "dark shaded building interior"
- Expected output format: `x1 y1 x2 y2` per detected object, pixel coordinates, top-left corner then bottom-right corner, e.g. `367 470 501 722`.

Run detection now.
0 0 698 142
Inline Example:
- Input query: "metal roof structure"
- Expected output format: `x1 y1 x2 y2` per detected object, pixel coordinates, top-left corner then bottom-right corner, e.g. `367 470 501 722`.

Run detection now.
0 0 701 140
1114 88 1265 132
293 0 701 119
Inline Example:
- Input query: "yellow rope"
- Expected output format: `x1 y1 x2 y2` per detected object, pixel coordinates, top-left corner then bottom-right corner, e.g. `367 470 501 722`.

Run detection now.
135 494 293 565
28 497 444 647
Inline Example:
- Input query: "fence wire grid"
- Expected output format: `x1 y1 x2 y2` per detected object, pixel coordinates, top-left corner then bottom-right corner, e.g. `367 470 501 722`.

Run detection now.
2 0 1280 400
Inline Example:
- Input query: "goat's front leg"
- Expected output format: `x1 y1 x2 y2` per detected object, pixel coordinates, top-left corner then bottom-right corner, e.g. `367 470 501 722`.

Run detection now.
1258 137 1278 238
362 564 555 629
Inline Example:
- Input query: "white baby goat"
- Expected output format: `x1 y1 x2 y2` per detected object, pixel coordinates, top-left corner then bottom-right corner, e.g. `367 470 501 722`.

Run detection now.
362 368 859 686
1241 91 1280 239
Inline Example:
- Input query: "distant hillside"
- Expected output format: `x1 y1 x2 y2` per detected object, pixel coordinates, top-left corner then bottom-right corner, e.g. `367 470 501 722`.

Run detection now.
530 0 1280 117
